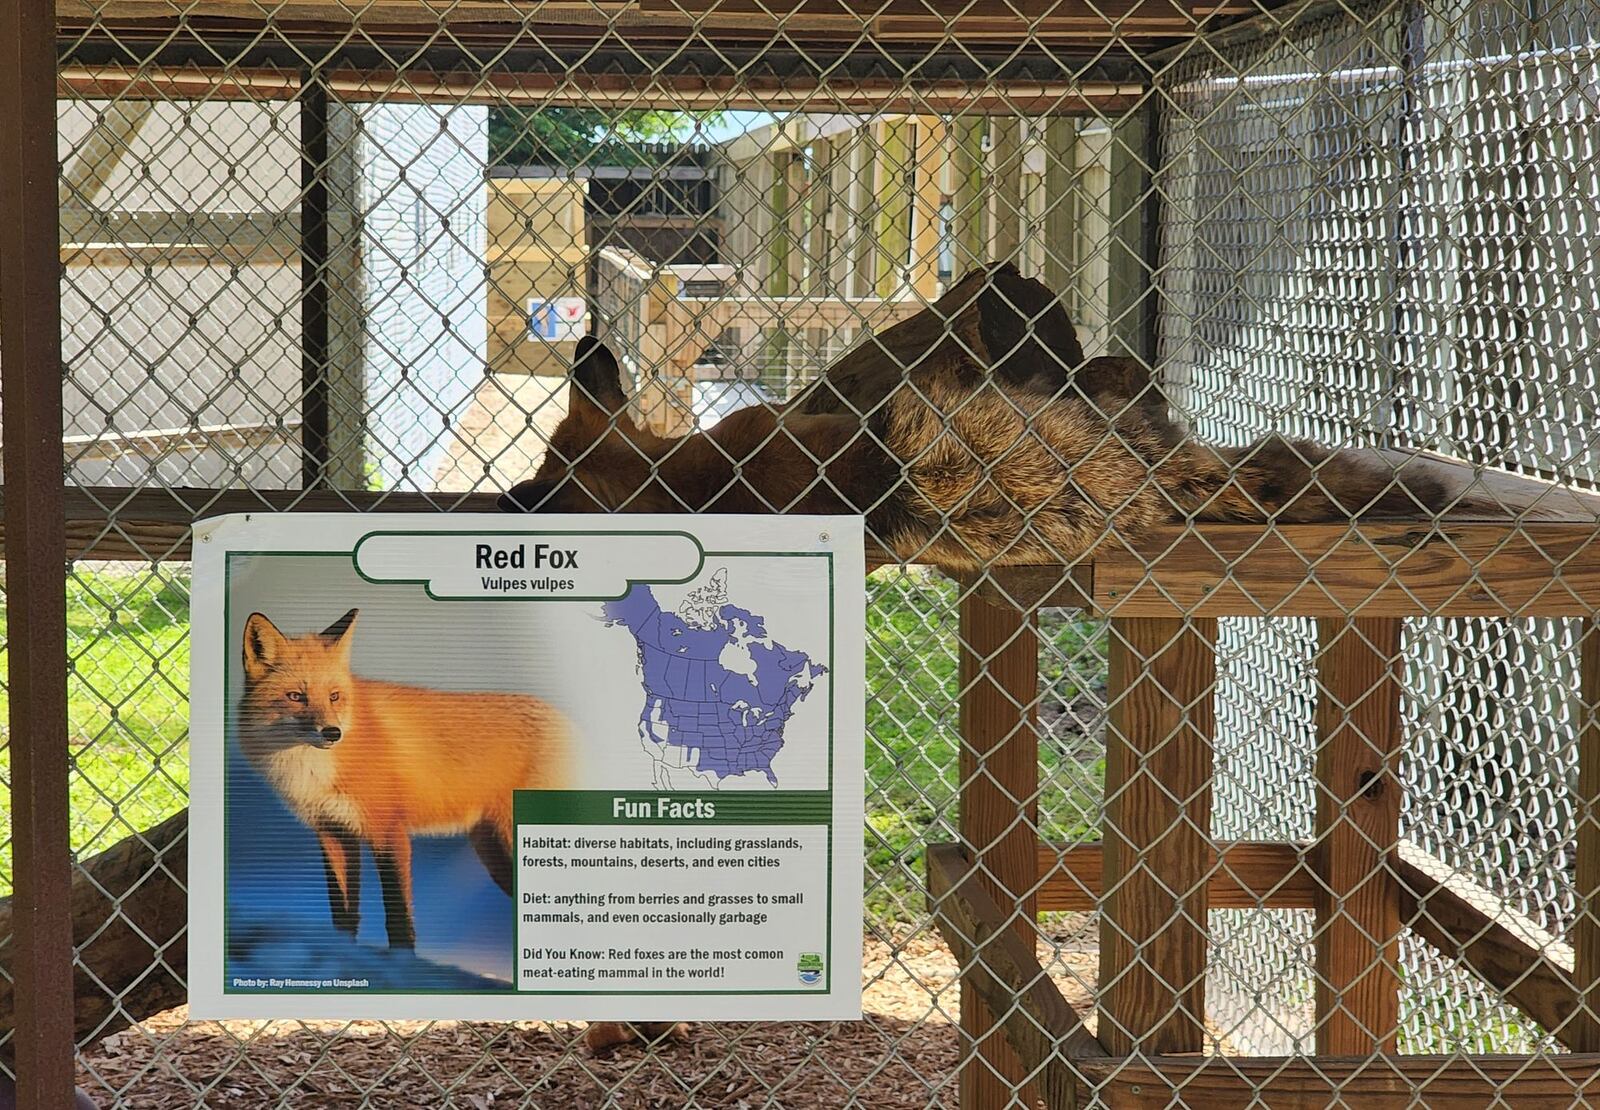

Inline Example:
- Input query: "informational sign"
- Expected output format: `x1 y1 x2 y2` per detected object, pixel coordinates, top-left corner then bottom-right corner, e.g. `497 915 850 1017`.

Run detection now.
528 296 589 340
189 514 864 1022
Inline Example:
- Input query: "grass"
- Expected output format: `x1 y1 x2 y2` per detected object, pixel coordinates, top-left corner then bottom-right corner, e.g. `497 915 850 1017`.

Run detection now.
0 567 193 891
864 568 1108 922
0 565 1111 925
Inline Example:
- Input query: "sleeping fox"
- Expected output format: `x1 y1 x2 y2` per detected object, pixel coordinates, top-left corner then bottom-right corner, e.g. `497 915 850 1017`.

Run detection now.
499 269 1458 561
236 608 572 949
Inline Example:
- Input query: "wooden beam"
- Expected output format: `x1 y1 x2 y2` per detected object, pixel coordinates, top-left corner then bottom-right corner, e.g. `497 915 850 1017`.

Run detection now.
58 100 153 208
20 487 501 562
874 119 913 298
1088 521 1600 618
59 67 1146 115
1313 617 1402 1055
1396 846 1590 1050
1 0 77 1093
951 119 987 277
1038 840 1314 912
909 117 945 300
1099 616 1216 1054
1577 618 1600 1050
56 1 1220 43
1072 1052 1600 1108
989 118 1024 264
957 589 1043 1108
927 843 1096 1110
59 206 299 258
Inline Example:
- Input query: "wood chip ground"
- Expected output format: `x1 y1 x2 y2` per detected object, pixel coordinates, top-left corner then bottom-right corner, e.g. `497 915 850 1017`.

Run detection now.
78 921 1102 1108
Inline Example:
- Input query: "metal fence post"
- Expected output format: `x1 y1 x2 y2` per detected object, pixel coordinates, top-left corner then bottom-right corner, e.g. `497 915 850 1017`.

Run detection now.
0 0 76 1099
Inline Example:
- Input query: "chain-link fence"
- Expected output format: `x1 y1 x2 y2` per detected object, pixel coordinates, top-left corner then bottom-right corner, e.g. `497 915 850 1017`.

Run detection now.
3 0 1600 1105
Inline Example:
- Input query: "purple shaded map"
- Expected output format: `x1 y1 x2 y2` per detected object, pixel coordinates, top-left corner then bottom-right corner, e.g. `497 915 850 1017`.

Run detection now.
602 569 827 787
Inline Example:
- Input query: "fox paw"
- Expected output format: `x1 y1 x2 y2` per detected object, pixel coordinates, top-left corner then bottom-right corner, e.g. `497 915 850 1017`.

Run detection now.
583 1021 690 1054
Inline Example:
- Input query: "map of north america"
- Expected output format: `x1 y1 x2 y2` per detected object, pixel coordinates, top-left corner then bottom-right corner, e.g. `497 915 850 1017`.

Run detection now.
602 569 827 787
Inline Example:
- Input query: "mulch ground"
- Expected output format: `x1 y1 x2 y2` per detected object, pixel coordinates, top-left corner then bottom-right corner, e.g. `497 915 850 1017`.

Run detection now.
77 919 1101 1108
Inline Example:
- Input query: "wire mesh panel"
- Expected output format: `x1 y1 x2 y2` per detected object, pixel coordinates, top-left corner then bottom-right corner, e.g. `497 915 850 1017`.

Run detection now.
0 0 1596 1105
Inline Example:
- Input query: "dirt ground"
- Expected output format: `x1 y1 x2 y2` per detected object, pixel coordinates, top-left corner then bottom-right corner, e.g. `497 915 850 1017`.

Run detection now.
77 921 1101 1108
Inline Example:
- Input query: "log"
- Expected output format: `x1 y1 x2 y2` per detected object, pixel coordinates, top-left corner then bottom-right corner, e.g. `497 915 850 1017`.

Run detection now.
788 261 1117 417
0 810 187 1059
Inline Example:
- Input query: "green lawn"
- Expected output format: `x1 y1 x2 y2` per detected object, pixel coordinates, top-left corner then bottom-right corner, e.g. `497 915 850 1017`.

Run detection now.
864 569 1107 921
1 566 1110 923
0 566 193 890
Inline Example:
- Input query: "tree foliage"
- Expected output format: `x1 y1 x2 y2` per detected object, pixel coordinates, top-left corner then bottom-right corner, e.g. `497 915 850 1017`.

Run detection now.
488 109 722 167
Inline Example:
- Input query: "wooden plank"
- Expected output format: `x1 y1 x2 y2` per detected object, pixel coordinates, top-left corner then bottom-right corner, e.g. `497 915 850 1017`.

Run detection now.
1396 846 1589 1049
1038 840 1315 912
24 487 501 562
1 0 78 1096
989 117 1024 263
58 0 1213 38
1313 617 1402 1055
909 117 945 300
1577 618 1600 1050
1105 110 1151 360
951 119 987 276
1091 521 1600 617
1099 616 1215 1054
874 119 913 298
957 589 1042 1109
1073 1052 1600 1108
60 67 1144 115
926 843 1095 1110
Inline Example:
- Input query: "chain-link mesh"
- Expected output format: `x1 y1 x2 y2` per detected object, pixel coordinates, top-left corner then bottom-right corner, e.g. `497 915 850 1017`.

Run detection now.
3 0 1598 1104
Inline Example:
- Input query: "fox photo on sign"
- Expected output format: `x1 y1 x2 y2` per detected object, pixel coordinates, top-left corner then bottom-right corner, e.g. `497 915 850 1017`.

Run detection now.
188 513 865 1022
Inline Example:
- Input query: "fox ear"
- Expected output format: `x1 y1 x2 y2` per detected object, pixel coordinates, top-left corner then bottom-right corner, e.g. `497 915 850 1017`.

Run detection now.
243 613 286 681
320 608 359 644
570 334 630 424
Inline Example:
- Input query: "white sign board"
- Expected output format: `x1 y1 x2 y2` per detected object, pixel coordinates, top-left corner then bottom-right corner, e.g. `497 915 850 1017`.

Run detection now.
189 513 864 1022
528 296 588 341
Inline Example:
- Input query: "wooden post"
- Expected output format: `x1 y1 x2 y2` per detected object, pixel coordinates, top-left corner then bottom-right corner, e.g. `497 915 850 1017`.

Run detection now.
951 118 987 276
1100 617 1216 1055
1106 110 1152 361
1314 617 1403 1055
1575 618 1600 1050
323 101 368 489
990 118 1025 265
1042 116 1077 295
807 137 834 297
958 589 1041 1108
767 151 793 297
875 119 912 298
910 117 946 299
0 0 76 1097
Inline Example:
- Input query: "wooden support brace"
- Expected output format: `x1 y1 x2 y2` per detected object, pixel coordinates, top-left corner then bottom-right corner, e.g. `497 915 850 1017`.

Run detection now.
1099 616 1216 1055
1039 840 1315 912
1397 846 1590 1049
957 589 1042 1108
927 844 1097 1110
1314 617 1403 1055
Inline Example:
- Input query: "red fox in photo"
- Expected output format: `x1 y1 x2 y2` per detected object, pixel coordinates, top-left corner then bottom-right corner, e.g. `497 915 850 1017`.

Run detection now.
237 608 572 949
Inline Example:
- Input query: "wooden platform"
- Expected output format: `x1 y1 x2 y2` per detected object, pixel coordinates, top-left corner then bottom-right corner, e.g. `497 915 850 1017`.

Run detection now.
927 454 1600 1108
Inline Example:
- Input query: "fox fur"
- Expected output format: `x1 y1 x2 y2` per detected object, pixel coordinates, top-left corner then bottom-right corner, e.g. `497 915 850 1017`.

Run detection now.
500 331 1454 569
237 609 572 948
